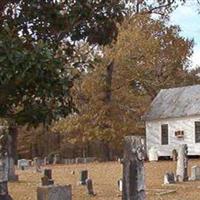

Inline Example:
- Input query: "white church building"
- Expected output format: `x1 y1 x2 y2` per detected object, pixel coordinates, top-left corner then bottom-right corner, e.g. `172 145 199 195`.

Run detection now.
144 84 200 158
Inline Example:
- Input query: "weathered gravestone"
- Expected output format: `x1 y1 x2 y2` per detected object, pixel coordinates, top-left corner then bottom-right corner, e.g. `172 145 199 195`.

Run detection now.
0 181 13 200
80 170 88 185
76 157 85 164
53 154 60 164
176 144 188 182
172 149 178 161
0 155 12 200
0 126 18 182
148 146 158 162
164 172 175 184
86 179 95 196
191 166 200 181
33 157 42 173
43 157 48 166
122 136 146 200
44 169 52 180
17 159 29 170
118 179 123 192
41 169 54 186
37 185 72 200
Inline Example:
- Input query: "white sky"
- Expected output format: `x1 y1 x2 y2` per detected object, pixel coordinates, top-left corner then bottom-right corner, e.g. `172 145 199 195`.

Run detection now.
170 1 200 68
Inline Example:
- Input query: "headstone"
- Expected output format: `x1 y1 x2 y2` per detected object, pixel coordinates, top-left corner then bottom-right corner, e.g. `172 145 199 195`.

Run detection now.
43 157 48 165
44 169 52 180
7 157 18 181
191 166 200 181
118 179 123 192
164 172 175 184
0 154 13 199
148 146 158 161
37 185 72 200
122 136 146 200
17 159 29 170
33 157 42 173
86 179 95 196
0 181 13 200
76 157 85 164
53 154 61 165
41 169 54 186
172 149 178 161
176 144 188 182
0 127 18 182
80 170 88 185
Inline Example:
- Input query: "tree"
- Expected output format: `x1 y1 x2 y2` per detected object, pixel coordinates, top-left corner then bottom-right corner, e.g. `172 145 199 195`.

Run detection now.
0 0 128 179
53 15 200 158
123 0 186 17
0 0 127 125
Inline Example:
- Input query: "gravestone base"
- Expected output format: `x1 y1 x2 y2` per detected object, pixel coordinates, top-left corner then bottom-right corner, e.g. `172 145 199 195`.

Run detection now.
0 181 13 200
37 185 72 200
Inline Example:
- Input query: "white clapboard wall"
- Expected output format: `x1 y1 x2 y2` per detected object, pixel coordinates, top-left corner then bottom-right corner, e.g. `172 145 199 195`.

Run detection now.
146 115 200 157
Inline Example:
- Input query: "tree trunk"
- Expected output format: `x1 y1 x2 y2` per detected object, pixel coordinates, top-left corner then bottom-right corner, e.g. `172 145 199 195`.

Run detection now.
8 126 18 181
122 136 146 200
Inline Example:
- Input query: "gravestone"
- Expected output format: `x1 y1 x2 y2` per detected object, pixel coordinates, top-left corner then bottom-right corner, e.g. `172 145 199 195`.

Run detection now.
191 166 200 181
0 150 13 199
86 179 95 196
17 159 29 170
148 146 158 162
41 169 54 186
0 126 18 182
172 149 178 161
122 136 146 200
53 154 60 164
0 181 13 200
43 157 48 165
80 170 88 185
76 157 85 164
44 169 52 180
164 172 175 184
118 179 123 192
37 185 72 200
33 157 42 173
176 144 188 182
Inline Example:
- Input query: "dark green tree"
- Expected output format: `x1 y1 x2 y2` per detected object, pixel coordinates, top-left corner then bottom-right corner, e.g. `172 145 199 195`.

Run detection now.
0 0 126 125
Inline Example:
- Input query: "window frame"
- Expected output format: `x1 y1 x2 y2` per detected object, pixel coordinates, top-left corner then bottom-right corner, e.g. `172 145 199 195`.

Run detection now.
161 124 169 145
195 121 200 143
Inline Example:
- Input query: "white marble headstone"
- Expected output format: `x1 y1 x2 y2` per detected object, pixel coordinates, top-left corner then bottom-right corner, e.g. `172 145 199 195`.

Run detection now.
191 166 200 181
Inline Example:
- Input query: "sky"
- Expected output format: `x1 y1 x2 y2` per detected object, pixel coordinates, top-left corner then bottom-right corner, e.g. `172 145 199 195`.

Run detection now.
170 1 200 68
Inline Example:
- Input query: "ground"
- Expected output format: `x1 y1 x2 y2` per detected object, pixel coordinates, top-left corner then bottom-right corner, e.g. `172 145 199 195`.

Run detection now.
8 159 200 200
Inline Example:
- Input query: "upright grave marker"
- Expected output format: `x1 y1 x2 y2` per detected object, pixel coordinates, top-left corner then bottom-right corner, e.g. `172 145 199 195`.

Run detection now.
37 185 72 200
191 166 200 181
176 144 188 182
86 179 95 196
122 136 146 200
0 127 13 199
34 157 42 173
80 170 88 185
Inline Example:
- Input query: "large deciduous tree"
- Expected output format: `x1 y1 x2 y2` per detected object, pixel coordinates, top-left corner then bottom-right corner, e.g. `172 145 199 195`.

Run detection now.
53 15 200 158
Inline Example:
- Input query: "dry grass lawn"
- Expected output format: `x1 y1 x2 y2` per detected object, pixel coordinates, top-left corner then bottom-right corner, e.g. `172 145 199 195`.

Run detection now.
8 159 200 200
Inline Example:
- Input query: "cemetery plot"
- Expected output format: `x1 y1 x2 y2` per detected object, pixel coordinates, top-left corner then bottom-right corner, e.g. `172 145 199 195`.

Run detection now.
6 160 200 200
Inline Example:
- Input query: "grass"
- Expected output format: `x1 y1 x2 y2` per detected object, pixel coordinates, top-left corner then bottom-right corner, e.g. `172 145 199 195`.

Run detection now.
9 159 200 200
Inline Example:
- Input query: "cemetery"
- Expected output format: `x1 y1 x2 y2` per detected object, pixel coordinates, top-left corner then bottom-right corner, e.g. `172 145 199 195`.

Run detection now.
1 136 200 200
0 1 200 200
4 154 200 200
